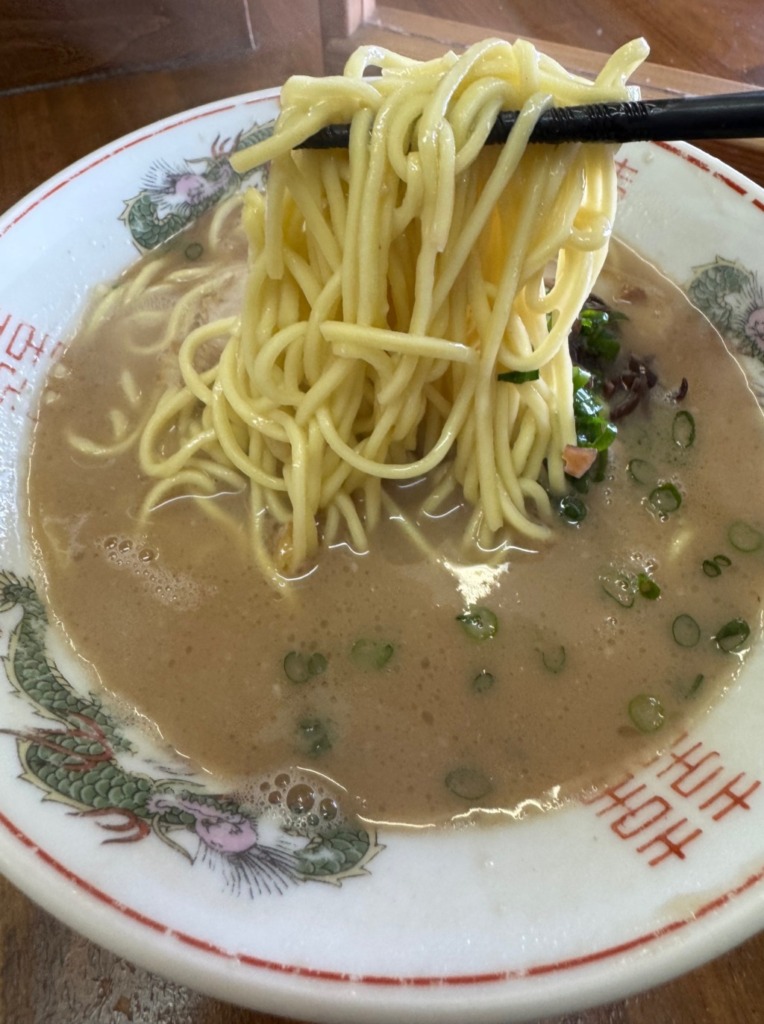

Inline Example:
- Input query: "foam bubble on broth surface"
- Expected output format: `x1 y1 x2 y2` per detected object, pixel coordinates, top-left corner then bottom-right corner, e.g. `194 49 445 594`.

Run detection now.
26 234 764 828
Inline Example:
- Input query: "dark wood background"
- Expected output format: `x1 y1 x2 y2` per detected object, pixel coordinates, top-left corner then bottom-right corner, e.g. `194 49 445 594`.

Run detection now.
1 2 763 1021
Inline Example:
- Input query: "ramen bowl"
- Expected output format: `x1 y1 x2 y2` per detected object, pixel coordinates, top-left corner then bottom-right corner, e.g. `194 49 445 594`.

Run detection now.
1 89 763 1023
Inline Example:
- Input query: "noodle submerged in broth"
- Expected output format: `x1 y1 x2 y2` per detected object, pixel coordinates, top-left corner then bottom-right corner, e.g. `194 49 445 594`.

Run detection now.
27 40 764 827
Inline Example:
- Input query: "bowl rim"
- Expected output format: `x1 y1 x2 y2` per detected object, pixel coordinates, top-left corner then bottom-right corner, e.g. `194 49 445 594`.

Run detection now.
1 85 764 1023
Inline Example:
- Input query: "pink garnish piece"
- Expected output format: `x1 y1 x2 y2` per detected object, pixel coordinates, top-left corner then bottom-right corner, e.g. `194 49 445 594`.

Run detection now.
563 444 597 478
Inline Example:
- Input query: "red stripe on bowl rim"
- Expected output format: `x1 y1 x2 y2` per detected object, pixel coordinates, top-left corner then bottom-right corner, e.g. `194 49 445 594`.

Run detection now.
2 803 763 987
1 96 763 1001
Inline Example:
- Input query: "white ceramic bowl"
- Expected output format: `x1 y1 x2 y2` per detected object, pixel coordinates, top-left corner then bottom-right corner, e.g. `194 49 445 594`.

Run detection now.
1 89 763 1023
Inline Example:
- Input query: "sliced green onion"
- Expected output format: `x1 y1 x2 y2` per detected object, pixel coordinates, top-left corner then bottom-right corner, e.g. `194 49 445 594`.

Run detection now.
648 482 682 514
295 717 333 756
445 766 492 801
591 420 618 452
284 651 327 683
471 670 495 693
308 652 328 675
672 410 696 448
456 607 498 640
728 521 763 552
703 553 732 577
637 572 661 600
627 458 658 486
540 645 566 673
350 638 394 669
714 618 751 652
568 472 590 495
592 448 609 483
184 241 203 260
687 673 705 696
558 494 587 524
284 651 310 683
497 369 540 383
572 368 618 453
673 673 706 699
672 614 700 647
628 694 666 733
600 571 637 608
577 306 626 362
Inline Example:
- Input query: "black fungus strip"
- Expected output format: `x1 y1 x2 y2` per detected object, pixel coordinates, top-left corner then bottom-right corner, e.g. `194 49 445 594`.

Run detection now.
607 355 658 421
671 377 689 402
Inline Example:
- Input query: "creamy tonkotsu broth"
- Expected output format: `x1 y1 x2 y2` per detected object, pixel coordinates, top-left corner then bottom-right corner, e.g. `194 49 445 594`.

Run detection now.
28 229 764 827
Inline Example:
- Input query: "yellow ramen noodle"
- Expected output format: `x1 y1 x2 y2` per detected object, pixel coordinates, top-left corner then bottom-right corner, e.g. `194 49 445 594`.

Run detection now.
108 37 650 584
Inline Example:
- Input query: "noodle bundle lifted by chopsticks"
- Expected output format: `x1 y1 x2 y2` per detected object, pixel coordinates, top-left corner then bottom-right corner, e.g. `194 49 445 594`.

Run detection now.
138 37 649 582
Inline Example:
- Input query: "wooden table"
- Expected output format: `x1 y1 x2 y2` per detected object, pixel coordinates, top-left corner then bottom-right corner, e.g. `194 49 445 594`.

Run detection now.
1 2 763 1021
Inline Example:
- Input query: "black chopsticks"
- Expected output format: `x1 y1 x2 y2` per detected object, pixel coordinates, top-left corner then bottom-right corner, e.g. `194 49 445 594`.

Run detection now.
297 91 764 149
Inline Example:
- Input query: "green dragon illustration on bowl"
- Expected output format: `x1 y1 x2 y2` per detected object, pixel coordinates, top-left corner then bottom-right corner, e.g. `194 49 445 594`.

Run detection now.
121 118 274 252
0 570 381 898
688 255 764 398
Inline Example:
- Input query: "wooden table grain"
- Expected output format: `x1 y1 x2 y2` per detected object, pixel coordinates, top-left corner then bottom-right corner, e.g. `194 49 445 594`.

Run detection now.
1 2 763 1021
